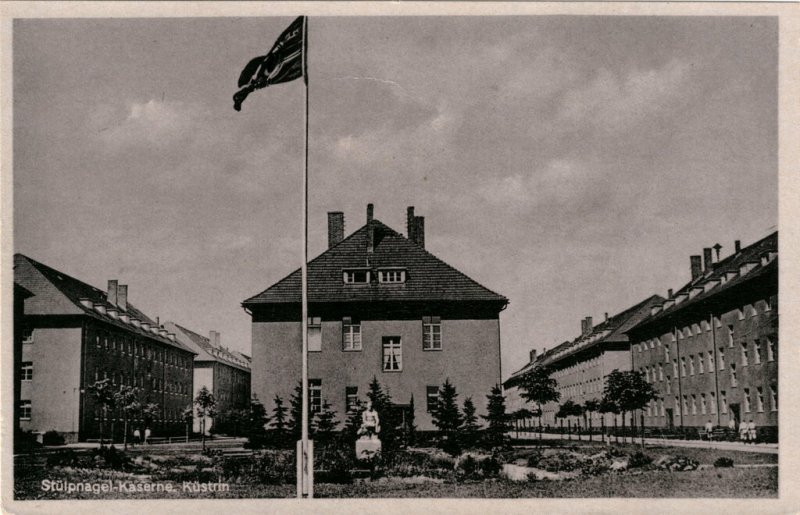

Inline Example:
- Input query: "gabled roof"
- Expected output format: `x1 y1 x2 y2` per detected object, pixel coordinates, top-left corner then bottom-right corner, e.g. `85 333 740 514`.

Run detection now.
243 220 507 306
164 321 251 372
14 254 194 354
505 294 664 384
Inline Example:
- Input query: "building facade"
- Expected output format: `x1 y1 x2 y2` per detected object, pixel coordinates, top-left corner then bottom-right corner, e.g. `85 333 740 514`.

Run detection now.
163 322 251 434
504 295 663 430
628 233 778 439
244 205 508 431
14 254 196 443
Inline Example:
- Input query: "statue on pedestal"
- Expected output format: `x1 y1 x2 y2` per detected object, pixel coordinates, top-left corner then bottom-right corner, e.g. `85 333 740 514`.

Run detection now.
356 400 382 459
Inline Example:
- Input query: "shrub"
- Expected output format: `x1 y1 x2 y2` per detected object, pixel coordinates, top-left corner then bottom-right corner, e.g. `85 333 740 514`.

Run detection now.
254 450 295 484
526 453 542 468
316 445 355 484
458 455 478 478
47 449 80 467
479 455 502 477
714 456 734 468
628 451 653 468
42 430 66 446
93 445 131 470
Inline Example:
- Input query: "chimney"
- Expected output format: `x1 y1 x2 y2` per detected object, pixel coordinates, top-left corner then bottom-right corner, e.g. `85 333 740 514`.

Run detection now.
703 247 713 272
107 280 118 306
367 204 374 254
735 240 741 253
605 312 609 322
215 332 221 347
668 288 673 298
690 255 702 280
414 216 425 249
580 318 587 335
118 285 128 311
209 330 218 347
584 316 593 336
407 206 416 241
327 211 344 249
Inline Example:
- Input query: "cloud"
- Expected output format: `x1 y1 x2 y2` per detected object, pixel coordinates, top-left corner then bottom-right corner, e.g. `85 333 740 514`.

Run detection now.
558 59 692 133
94 99 205 148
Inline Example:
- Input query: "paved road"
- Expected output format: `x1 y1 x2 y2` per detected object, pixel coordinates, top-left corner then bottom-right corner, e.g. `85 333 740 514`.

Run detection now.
512 431 778 454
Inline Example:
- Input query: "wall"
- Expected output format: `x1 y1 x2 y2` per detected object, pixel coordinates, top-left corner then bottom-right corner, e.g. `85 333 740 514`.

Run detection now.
252 317 501 430
19 328 82 439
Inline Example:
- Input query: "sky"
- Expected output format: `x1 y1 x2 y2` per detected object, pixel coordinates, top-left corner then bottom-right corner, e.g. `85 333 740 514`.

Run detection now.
13 16 777 379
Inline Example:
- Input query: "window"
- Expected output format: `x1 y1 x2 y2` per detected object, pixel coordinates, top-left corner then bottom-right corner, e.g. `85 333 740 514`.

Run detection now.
658 363 664 381
718 348 725 370
672 359 678 375
308 317 322 352
309 379 322 414
665 345 670 361
19 400 31 420
740 342 749 366
345 386 359 412
766 337 775 362
743 388 751 413
710 392 717 414
378 269 406 283
20 362 33 381
689 355 695 376
730 363 737 387
426 386 439 412
680 357 687 377
342 318 362 351
721 390 728 414
22 328 34 344
343 269 370 284
698 354 704 374
691 395 697 415
422 317 442 351
682 395 688 415
666 376 672 394
727 324 734 347
753 340 762 365
674 397 681 415
756 387 764 413
700 393 707 414
382 337 402 372
96 335 101 349
770 386 777 411
708 350 715 372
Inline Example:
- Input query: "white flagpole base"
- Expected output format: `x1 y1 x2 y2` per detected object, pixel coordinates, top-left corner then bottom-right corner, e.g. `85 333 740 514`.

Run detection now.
296 439 314 498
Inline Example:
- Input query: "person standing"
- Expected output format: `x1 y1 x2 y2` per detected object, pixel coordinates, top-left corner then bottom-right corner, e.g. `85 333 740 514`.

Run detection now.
728 418 737 441
704 420 714 440
748 419 757 444
144 427 151 445
133 428 141 447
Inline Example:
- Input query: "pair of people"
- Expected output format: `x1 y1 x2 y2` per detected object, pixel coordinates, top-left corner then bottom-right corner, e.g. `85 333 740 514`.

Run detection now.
739 420 757 443
132 427 151 445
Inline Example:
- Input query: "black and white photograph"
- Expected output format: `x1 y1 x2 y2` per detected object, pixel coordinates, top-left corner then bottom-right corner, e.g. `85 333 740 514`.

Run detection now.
2 2 797 510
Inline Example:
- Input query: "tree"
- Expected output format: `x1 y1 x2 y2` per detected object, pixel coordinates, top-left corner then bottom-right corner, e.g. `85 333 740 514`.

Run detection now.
342 398 365 444
289 382 315 440
243 396 271 448
556 400 583 420
583 398 601 434
482 384 511 449
366 377 401 457
87 378 116 445
431 379 463 454
518 366 561 441
182 404 194 441
141 403 161 435
461 396 480 449
194 386 217 450
313 400 339 443
401 395 418 447
114 385 141 449
270 395 289 447
602 369 657 446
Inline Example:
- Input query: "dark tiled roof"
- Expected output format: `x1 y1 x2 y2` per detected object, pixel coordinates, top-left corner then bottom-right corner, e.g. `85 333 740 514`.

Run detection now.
14 254 194 354
165 321 251 372
505 294 664 383
243 220 507 305
634 231 777 328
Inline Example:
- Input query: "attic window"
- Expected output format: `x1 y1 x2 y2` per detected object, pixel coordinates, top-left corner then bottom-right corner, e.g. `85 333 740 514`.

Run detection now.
343 269 370 284
378 269 406 284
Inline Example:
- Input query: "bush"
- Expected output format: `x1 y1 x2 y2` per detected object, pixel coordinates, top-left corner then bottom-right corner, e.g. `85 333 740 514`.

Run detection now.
93 445 131 470
628 451 653 468
15 429 41 453
457 455 478 479
526 453 542 468
254 450 295 484
316 445 355 484
714 456 735 468
47 449 80 467
42 430 66 446
479 455 502 477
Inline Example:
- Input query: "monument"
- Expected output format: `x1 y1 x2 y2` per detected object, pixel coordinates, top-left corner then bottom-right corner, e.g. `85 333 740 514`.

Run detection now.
355 400 382 460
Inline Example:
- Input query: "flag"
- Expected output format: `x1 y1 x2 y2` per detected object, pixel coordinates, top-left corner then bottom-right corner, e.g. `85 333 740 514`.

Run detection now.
233 16 306 111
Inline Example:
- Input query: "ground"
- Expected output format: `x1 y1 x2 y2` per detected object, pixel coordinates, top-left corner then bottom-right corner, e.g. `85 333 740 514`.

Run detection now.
13 439 777 499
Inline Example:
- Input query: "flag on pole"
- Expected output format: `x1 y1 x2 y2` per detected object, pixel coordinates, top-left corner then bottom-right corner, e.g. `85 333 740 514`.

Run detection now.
233 16 306 111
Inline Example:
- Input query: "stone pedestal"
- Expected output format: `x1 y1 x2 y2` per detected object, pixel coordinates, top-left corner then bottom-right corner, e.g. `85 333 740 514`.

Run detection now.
355 437 382 460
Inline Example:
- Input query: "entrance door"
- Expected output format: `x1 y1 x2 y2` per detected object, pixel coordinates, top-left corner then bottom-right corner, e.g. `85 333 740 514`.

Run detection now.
666 408 674 430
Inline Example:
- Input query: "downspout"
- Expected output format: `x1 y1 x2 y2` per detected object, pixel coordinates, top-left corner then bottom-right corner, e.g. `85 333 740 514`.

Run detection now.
674 325 684 428
711 313 721 426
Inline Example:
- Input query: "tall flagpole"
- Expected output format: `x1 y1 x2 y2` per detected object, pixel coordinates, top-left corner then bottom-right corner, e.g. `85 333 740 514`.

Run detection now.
299 15 312 499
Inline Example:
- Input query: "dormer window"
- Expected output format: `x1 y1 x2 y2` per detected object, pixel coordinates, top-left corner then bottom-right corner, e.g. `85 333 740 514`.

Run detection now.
378 269 406 284
343 269 370 284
